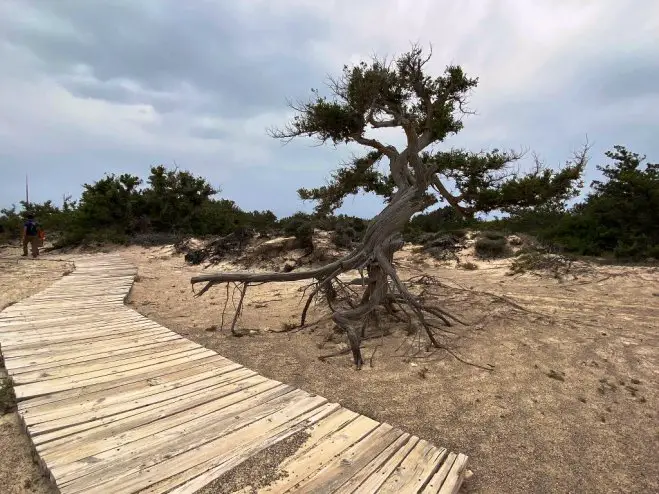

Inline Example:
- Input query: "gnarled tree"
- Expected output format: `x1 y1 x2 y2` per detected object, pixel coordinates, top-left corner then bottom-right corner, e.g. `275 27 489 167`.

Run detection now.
191 47 588 368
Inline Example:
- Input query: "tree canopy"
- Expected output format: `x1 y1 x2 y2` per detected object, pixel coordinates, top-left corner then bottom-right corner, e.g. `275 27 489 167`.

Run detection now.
543 146 659 258
281 46 587 222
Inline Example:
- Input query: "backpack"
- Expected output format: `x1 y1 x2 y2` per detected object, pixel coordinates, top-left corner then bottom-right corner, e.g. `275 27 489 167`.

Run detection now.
25 220 39 236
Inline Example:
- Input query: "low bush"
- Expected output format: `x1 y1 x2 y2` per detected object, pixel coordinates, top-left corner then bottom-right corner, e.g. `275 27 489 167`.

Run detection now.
480 230 506 241
459 261 478 270
474 236 508 258
1 377 15 415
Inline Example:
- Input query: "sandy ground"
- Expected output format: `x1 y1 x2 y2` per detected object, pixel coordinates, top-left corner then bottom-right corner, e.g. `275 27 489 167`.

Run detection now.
121 243 659 494
0 245 73 494
1 241 657 493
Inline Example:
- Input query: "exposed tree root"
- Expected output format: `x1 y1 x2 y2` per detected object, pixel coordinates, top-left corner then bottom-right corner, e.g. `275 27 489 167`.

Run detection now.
192 250 472 369
191 187 481 371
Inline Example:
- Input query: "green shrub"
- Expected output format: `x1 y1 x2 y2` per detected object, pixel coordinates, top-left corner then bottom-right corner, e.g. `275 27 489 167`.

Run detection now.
329 215 367 248
53 229 130 249
474 236 508 258
279 213 315 249
481 230 506 241
1 377 15 415
459 261 478 270
332 226 358 248
448 228 469 239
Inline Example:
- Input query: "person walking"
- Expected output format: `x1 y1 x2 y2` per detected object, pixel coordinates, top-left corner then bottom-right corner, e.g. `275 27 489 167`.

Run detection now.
22 213 41 258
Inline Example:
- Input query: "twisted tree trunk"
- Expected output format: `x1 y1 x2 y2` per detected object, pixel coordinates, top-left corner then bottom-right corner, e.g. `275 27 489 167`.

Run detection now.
190 183 456 368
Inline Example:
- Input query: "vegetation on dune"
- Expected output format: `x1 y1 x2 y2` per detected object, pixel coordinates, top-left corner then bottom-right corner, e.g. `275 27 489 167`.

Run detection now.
1 146 655 262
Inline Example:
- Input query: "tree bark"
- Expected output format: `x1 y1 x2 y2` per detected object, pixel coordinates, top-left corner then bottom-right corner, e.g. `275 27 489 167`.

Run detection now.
191 183 446 368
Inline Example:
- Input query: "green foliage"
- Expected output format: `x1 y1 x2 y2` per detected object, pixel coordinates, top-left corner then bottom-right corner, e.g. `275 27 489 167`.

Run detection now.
404 206 474 242
328 215 368 248
298 152 395 215
0 206 22 241
480 230 506 241
143 166 217 233
277 46 587 243
0 198 75 243
278 49 478 147
0 377 15 415
420 147 586 218
1 166 281 248
540 146 658 259
73 173 143 236
278 212 316 249
459 261 478 270
474 235 509 258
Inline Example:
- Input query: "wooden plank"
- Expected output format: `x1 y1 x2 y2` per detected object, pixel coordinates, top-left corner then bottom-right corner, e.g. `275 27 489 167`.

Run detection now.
13 339 204 385
3 328 180 363
0 315 142 334
351 435 420 493
332 432 413 494
436 453 468 494
171 410 354 494
31 363 245 446
377 440 447 493
4 298 128 308
19 290 131 298
18 354 229 412
218 406 359 493
36 375 275 455
245 413 381 493
290 424 404 493
0 310 140 328
14 348 219 400
58 394 331 493
22 295 129 304
45 380 294 471
0 317 159 343
91 401 341 494
4 334 183 372
424 452 456 493
1 305 126 317
27 367 257 432
1 324 172 350
1 327 174 358
0 312 140 330
5 302 125 314
25 361 244 424
1 311 148 330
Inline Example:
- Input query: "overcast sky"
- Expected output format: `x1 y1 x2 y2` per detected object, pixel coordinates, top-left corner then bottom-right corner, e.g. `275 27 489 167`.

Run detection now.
1 0 658 218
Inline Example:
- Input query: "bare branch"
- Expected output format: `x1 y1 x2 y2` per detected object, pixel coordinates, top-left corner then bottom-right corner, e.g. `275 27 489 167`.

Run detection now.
430 175 471 218
369 117 398 128
352 135 398 158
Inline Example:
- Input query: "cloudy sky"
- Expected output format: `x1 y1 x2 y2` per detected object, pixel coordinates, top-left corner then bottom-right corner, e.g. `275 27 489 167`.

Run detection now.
1 0 658 218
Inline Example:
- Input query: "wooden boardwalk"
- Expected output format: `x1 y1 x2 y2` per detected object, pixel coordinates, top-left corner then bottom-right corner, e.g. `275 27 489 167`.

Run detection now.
0 254 468 493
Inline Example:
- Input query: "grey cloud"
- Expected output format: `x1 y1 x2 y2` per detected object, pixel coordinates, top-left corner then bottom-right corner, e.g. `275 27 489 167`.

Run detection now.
3 1 330 116
187 126 230 141
62 79 183 114
578 56 659 103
